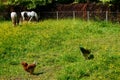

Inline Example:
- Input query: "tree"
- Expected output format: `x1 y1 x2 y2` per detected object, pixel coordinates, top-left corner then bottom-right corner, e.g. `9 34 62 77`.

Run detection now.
7 0 53 9
99 0 111 3
6 0 76 9
110 0 120 4
55 0 74 4
76 0 99 3
99 0 120 5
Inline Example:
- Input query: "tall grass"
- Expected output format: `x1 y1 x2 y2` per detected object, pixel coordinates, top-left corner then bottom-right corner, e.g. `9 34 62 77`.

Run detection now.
0 19 120 80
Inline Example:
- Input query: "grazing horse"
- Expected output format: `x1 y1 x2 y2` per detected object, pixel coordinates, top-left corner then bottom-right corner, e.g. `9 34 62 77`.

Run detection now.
21 11 38 22
11 12 18 26
21 11 28 21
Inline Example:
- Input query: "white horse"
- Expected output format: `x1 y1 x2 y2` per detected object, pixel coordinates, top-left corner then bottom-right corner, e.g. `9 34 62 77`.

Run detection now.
11 12 18 26
21 11 27 21
21 11 38 22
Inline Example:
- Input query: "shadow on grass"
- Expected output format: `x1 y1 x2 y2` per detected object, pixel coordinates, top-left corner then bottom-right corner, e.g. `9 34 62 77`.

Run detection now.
33 71 44 76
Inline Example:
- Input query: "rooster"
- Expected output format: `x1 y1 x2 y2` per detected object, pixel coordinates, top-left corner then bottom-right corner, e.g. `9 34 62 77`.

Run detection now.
21 61 36 74
80 46 94 60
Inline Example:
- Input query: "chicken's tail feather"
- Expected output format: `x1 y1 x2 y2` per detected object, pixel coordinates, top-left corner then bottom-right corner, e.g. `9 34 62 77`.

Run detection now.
33 61 37 65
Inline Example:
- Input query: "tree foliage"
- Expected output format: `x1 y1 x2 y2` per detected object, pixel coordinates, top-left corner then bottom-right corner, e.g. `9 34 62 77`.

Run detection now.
6 0 75 9
99 0 111 3
77 0 99 3
7 0 52 9
110 0 120 4
56 0 74 4
99 0 120 5
4 0 120 9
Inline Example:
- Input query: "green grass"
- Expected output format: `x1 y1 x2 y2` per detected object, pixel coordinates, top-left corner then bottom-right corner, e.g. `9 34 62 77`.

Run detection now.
0 19 120 80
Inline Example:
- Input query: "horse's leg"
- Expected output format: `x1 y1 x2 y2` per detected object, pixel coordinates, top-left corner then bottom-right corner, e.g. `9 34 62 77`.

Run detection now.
12 17 16 26
29 16 33 22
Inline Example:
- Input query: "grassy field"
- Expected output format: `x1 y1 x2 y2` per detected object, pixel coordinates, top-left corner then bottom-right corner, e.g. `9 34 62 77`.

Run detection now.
0 19 120 80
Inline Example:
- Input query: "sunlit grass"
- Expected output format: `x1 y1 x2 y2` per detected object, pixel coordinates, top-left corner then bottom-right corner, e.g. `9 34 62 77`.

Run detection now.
0 19 120 80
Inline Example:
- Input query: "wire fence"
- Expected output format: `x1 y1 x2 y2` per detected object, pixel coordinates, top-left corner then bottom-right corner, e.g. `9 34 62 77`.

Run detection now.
1 11 120 22
39 11 120 22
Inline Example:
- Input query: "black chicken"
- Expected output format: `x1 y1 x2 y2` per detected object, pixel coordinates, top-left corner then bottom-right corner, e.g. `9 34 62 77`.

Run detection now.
80 46 94 60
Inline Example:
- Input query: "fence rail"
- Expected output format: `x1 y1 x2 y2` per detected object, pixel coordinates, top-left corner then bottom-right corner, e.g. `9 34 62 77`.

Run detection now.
1 11 120 22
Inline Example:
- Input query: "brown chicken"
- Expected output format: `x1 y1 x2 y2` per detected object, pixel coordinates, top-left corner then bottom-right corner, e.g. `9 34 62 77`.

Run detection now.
21 61 36 74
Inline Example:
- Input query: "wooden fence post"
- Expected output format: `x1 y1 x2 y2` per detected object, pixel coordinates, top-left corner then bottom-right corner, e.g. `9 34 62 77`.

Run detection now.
106 11 108 22
87 11 90 21
56 11 58 20
73 11 75 20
